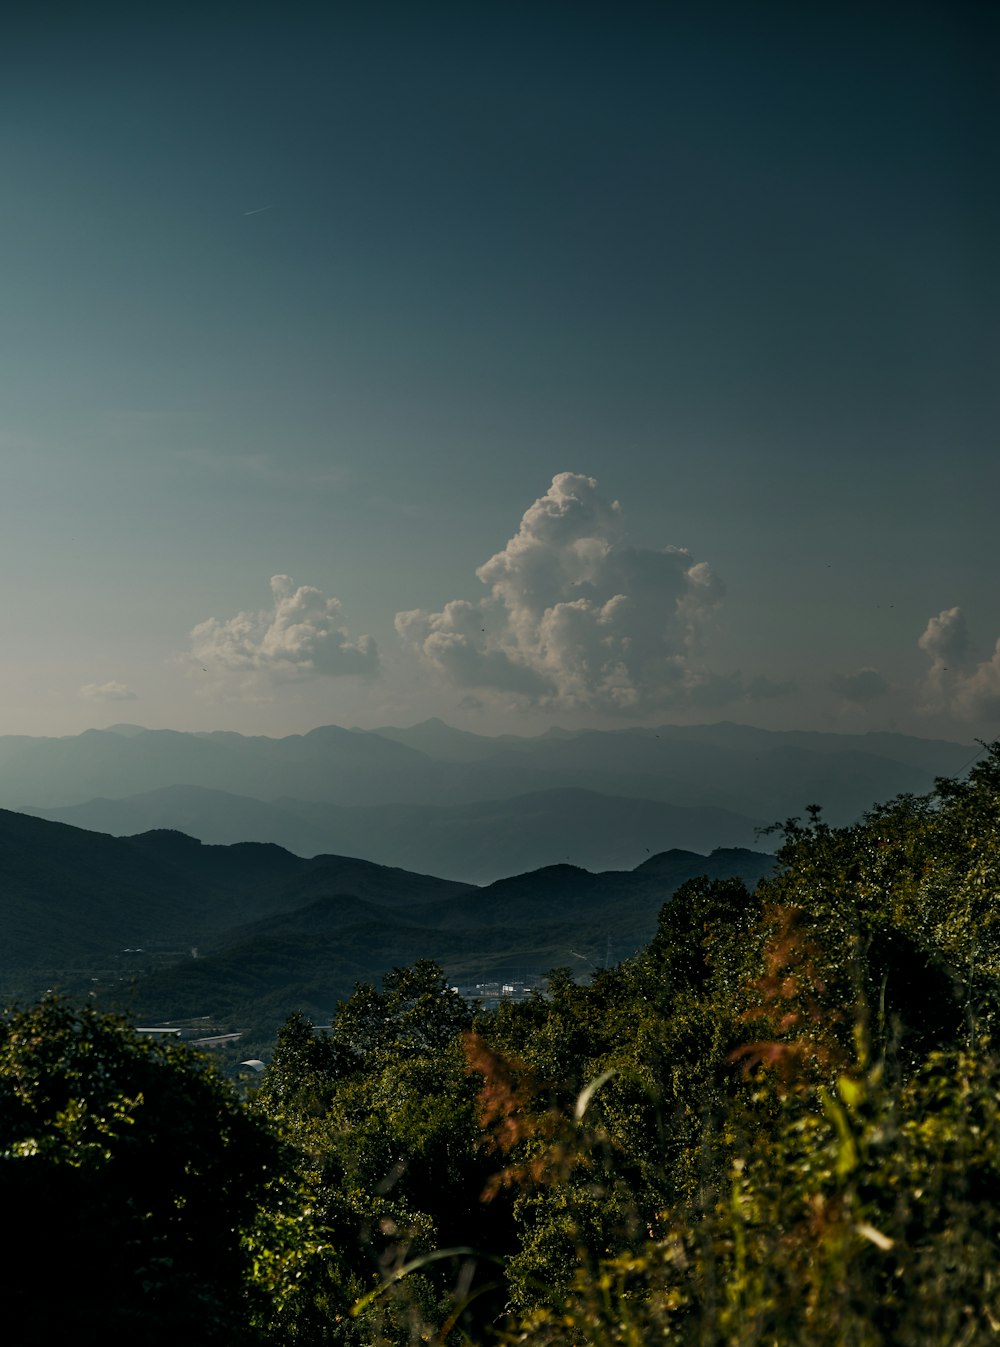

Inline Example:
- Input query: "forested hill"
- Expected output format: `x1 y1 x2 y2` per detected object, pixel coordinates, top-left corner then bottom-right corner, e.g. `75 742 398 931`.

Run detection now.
0 808 470 976
0 806 771 1027
128 847 775 1033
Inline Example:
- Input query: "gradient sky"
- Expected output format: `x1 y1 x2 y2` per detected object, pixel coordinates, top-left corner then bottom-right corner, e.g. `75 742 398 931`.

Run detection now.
2 4 996 740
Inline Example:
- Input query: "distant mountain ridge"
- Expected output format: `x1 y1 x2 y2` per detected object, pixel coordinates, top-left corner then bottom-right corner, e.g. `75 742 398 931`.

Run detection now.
7 719 974 879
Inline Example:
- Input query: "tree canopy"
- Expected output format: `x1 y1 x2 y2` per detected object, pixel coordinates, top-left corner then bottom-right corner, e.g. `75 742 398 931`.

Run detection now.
0 998 277 1346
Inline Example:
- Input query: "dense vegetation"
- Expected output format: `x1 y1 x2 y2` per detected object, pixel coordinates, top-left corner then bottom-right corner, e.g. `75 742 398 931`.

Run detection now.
3 746 1000 1344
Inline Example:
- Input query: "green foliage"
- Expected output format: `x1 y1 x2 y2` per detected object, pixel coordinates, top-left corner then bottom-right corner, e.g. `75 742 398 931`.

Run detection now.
486 749 1000 1344
251 963 511 1344
10 748 1000 1344
0 997 278 1346
507 1040 1000 1347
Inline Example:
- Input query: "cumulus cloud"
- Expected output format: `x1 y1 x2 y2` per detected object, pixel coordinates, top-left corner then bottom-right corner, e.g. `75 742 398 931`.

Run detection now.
918 607 1000 721
189 575 378 693
954 647 1000 720
918 607 970 677
831 668 889 704
79 680 138 702
396 472 779 714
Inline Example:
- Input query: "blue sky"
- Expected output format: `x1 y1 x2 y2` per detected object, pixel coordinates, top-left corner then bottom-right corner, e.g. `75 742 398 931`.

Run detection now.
2 4 996 739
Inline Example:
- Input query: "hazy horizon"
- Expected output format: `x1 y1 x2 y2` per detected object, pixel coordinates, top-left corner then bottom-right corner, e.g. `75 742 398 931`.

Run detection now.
4 7 995 743
2 714 979 753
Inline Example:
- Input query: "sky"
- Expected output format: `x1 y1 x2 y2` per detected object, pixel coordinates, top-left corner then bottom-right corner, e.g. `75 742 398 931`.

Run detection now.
2 3 997 741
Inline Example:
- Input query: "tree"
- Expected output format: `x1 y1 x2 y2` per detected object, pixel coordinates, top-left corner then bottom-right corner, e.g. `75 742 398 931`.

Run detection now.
0 997 278 1346
251 965 507 1345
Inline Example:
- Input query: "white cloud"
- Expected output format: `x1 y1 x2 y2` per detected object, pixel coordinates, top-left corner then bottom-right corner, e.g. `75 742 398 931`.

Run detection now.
954 646 1000 720
79 680 138 702
189 575 378 695
396 472 781 714
918 607 970 675
831 668 889 704
918 607 1000 721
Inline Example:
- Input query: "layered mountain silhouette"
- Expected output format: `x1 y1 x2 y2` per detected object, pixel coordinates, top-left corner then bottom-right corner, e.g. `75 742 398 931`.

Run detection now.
27 785 763 882
0 717 974 1035
11 719 973 880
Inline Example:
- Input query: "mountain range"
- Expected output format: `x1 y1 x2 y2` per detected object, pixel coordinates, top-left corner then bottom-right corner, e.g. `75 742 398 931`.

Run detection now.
0 718 976 1039
10 719 974 881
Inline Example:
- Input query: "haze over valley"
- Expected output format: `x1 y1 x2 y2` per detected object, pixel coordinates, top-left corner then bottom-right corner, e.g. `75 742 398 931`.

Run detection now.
13 717 973 880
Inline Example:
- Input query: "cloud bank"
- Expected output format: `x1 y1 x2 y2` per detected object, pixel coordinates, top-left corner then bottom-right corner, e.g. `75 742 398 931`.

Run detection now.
397 472 780 714
189 575 378 694
919 607 1000 721
79 680 137 702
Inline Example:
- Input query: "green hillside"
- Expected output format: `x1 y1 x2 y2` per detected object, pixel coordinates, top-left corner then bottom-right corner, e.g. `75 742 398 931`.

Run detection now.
124 848 774 1036
0 809 471 1003
6 745 1000 1344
